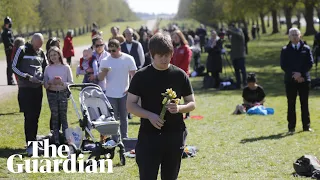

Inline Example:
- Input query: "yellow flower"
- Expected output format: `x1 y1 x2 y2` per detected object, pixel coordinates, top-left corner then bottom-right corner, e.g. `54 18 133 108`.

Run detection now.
173 98 180 105
162 97 168 104
166 88 173 94
172 92 177 98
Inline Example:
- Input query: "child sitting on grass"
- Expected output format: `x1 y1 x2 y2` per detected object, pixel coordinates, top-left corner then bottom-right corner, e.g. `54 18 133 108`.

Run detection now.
233 73 266 114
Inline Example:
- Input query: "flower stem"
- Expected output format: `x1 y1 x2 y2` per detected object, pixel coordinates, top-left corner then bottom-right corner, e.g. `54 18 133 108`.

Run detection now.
160 100 168 121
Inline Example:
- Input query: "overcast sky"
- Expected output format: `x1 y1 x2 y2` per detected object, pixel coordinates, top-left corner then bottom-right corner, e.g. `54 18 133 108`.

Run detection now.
126 0 180 14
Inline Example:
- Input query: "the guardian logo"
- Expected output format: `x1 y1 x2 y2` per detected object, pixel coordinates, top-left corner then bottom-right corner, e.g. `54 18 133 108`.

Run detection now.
7 139 113 173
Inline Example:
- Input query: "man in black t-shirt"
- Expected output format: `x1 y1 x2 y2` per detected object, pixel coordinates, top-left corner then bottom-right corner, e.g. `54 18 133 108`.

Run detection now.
127 32 196 180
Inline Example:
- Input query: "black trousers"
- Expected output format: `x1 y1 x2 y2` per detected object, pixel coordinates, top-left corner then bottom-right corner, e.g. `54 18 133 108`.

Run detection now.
285 82 310 130
66 57 71 65
5 49 14 85
18 87 43 143
209 71 220 88
136 130 188 180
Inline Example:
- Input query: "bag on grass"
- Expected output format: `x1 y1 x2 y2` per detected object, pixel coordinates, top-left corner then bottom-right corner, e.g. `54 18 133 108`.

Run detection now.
293 155 320 178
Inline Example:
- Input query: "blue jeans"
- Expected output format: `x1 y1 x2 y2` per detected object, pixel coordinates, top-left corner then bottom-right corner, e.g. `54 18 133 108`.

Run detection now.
232 58 247 88
107 95 128 141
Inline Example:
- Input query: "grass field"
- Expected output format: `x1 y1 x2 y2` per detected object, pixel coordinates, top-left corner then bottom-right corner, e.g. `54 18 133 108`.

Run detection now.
0 20 146 59
1 20 320 179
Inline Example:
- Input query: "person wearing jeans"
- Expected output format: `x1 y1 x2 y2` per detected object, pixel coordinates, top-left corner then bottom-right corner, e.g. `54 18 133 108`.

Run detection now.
232 57 247 89
99 39 137 140
227 23 247 89
44 46 73 145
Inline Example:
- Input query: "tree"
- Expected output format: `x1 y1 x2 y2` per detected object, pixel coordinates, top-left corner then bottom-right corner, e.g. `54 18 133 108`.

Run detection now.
282 0 298 34
303 0 317 36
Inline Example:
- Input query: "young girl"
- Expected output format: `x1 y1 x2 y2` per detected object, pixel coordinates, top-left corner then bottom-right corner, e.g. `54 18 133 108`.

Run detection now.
233 73 266 114
44 46 73 145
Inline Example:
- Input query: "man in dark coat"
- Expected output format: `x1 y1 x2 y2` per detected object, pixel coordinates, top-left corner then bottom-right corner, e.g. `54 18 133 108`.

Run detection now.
1 16 15 85
205 30 223 88
280 27 314 134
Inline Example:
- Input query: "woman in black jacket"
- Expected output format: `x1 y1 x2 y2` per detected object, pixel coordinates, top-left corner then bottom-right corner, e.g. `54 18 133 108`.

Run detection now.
205 30 223 88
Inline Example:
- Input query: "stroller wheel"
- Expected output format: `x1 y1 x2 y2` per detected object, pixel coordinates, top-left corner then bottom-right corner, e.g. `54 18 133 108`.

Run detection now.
108 150 115 159
119 150 126 166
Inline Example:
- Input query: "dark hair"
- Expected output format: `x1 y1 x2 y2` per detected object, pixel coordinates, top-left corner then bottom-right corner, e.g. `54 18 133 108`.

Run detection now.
47 46 64 65
247 73 257 83
46 37 60 52
149 32 174 58
92 36 103 45
108 39 120 48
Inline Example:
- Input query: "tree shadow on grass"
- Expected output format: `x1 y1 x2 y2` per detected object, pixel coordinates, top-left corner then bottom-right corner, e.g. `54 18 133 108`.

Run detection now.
0 148 25 158
191 71 320 97
240 131 303 144
128 121 140 126
0 112 20 116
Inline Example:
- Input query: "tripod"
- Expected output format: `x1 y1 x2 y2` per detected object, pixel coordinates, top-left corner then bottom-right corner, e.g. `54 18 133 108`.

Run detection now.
221 51 236 79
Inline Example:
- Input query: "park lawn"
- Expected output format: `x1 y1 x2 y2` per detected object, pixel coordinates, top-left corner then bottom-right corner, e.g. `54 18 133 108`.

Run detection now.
0 20 146 60
1 23 320 179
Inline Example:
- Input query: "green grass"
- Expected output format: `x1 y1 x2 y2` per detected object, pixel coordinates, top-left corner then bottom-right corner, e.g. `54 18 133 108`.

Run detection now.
0 20 146 60
1 19 320 179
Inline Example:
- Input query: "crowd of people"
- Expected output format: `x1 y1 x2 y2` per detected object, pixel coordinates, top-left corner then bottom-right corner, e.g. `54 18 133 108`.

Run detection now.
1 15 317 179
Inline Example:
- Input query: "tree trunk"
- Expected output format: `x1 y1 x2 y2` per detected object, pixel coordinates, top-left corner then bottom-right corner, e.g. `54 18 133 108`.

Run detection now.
241 18 248 29
317 7 320 31
48 29 52 38
284 6 293 34
267 15 270 27
260 13 267 34
304 0 317 36
296 13 301 29
74 28 77 37
278 15 282 29
56 30 59 38
271 9 279 34
60 29 65 38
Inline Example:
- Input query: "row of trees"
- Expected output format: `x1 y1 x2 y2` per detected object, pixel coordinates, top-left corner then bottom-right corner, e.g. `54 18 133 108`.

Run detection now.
0 0 138 36
176 0 320 36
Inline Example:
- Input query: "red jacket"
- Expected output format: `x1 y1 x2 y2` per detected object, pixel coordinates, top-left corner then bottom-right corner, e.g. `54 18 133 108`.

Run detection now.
63 35 74 58
171 44 192 75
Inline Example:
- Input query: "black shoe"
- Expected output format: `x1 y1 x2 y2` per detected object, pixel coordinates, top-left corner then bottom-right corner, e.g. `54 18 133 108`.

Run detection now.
287 129 295 135
303 128 314 132
128 113 132 119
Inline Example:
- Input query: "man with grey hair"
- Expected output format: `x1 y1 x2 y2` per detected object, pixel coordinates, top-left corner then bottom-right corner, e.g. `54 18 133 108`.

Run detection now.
12 33 48 156
121 28 145 70
280 27 314 135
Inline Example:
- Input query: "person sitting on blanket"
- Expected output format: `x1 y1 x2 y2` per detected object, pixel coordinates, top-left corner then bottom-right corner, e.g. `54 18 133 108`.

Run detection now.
233 73 266 114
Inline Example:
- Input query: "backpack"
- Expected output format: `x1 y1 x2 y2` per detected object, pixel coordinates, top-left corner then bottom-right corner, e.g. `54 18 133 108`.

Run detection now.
293 155 320 178
202 74 215 89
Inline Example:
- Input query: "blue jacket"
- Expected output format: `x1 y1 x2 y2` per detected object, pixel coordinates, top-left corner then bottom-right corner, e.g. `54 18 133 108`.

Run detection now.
280 41 314 83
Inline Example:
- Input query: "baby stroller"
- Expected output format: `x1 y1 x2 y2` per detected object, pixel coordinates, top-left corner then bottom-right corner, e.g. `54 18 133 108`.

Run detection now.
66 83 126 165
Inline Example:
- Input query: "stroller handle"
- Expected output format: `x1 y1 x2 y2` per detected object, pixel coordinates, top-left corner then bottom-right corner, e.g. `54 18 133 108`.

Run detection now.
68 83 101 89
